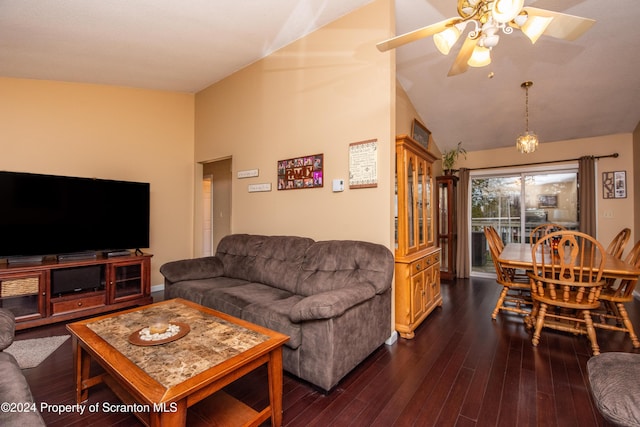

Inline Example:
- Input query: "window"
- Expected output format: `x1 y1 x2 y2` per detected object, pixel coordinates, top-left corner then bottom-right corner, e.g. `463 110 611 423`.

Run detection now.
470 165 579 276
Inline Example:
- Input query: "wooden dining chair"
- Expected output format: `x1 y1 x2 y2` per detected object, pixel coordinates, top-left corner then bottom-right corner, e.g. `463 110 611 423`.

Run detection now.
606 227 631 260
485 225 504 252
529 223 567 245
595 238 640 348
484 226 531 320
528 230 607 355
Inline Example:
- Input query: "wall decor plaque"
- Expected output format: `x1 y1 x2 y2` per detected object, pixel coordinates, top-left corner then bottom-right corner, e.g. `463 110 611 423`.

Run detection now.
277 153 323 190
411 119 431 150
602 171 626 199
349 139 378 189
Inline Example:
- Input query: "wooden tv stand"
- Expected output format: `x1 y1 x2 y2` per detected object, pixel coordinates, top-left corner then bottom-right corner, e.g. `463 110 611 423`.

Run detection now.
0 253 152 330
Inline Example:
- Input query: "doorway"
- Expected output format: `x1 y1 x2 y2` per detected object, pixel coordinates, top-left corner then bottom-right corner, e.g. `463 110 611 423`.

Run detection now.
202 158 232 256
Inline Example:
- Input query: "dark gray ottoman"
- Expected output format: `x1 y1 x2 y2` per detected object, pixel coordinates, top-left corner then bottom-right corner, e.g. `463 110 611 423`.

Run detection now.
587 352 640 426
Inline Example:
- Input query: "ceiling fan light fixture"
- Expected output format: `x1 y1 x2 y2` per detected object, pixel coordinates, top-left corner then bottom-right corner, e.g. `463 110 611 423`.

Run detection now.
376 1 595 77
481 33 500 48
434 25 462 55
492 0 525 24
467 45 491 67
514 14 528 27
521 15 554 44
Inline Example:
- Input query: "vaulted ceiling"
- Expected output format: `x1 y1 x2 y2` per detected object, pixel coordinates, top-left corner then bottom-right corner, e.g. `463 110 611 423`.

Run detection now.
1 0 638 152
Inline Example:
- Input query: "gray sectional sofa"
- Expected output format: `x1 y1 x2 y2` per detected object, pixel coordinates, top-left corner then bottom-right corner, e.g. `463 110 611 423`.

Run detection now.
159 234 394 391
0 309 46 426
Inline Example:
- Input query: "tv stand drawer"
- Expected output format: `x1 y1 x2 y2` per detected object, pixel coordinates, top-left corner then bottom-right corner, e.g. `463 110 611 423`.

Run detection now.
51 293 106 314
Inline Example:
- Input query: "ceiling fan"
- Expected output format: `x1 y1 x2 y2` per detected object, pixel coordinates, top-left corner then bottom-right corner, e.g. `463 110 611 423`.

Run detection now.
376 0 595 76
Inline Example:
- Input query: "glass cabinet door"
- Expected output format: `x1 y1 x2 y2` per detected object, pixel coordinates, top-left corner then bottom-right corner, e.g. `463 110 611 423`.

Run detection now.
424 163 433 246
109 261 146 303
395 135 437 257
417 161 424 246
407 155 415 249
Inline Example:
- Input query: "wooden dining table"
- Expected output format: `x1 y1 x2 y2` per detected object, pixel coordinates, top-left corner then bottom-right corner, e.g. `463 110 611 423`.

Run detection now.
498 242 640 280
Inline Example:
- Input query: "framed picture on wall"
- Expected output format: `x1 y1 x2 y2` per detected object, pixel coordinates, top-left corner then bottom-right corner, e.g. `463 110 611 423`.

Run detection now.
538 195 558 208
411 119 430 150
603 171 626 199
277 153 323 190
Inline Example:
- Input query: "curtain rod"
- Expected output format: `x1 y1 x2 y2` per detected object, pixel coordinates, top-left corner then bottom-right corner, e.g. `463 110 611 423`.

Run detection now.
466 153 618 171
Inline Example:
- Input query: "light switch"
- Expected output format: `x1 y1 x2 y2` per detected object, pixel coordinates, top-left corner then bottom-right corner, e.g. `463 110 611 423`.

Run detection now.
332 179 344 192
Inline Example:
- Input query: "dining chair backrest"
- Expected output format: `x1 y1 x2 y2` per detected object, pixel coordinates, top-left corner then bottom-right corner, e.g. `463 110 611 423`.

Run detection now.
484 226 507 282
485 225 504 252
531 230 606 287
625 239 640 269
606 227 631 260
603 239 640 300
530 223 567 245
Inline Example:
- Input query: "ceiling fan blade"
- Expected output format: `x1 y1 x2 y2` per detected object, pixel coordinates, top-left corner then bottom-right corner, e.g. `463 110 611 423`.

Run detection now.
447 35 476 77
376 19 456 52
523 6 595 41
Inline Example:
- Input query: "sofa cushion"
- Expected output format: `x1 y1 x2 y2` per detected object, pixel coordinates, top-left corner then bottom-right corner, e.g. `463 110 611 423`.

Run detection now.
289 283 376 322
0 352 46 426
159 256 223 283
0 309 15 351
202 283 294 319
165 277 249 304
253 235 314 293
243 296 304 349
587 352 640 427
216 234 313 292
299 240 394 296
216 234 267 281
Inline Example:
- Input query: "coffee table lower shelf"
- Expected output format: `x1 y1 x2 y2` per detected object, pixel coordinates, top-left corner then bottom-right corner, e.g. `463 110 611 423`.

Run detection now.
103 374 268 427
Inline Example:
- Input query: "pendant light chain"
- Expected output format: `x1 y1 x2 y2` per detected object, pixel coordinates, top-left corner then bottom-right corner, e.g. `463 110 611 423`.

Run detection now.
524 83 529 132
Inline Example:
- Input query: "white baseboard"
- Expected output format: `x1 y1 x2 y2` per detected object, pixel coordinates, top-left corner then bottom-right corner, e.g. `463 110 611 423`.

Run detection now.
385 331 398 346
151 284 164 293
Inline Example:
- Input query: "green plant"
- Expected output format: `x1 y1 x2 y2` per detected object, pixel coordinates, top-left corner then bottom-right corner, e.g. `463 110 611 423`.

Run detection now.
442 141 467 172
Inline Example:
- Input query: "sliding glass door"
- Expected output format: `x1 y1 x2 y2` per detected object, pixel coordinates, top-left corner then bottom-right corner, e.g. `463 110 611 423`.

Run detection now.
470 166 579 275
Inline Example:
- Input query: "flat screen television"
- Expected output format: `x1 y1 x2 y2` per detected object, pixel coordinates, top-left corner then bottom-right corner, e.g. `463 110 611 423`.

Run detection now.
0 171 150 258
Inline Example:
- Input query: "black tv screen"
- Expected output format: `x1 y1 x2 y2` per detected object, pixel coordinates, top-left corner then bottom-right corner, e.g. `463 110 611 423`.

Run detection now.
0 171 150 258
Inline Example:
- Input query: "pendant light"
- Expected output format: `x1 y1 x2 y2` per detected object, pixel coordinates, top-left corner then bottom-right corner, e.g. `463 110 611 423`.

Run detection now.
516 81 539 154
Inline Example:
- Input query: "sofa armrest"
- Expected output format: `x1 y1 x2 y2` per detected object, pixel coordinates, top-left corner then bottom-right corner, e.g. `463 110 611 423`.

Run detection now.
159 257 224 283
0 308 16 351
289 283 376 322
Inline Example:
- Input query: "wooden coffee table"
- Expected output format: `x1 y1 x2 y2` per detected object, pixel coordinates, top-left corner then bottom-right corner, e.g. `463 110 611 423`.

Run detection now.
66 298 289 426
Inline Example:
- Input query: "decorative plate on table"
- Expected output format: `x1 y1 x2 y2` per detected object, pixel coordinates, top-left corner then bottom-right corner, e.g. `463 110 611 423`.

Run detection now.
128 322 190 346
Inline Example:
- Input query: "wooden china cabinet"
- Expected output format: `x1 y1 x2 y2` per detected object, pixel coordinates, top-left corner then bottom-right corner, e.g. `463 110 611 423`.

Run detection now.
394 135 441 339
437 175 458 280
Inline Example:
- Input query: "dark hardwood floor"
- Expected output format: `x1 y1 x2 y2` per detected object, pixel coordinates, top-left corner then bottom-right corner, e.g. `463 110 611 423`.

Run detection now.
17 277 639 426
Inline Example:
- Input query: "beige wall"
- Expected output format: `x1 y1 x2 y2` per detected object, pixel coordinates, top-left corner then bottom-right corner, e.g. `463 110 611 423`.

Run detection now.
634 122 640 243
194 0 395 248
396 82 442 161
0 77 195 286
457 133 635 250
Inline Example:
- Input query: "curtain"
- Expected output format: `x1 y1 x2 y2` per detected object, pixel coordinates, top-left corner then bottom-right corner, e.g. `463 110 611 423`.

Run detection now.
578 156 596 236
456 168 470 278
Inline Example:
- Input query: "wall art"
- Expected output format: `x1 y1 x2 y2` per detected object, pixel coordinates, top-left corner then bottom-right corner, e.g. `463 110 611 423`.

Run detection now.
349 139 377 189
411 119 431 150
277 153 323 190
602 171 626 199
